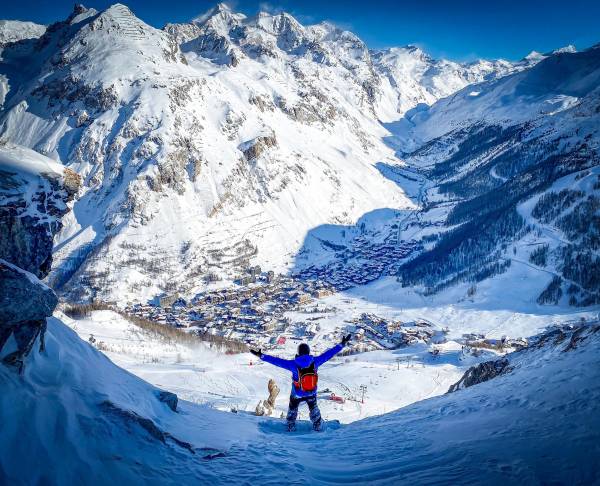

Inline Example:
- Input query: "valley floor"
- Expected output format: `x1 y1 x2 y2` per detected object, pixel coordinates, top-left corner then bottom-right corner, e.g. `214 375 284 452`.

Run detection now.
61 280 598 424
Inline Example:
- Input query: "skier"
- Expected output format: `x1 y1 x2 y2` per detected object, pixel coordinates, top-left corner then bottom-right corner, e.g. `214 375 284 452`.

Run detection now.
250 333 352 431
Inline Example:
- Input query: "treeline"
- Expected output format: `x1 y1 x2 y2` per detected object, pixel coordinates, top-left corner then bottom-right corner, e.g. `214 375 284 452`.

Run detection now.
557 195 600 250
399 121 600 295
447 149 593 227
532 189 584 224
400 208 525 289
437 126 526 199
529 245 549 267
429 124 522 181
62 302 248 354
537 276 563 305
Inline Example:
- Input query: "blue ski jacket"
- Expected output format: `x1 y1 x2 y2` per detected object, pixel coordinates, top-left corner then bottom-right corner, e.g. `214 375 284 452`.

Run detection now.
260 343 344 397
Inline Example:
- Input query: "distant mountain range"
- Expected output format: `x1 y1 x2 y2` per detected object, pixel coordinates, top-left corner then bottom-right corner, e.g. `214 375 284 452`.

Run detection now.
1 2 597 307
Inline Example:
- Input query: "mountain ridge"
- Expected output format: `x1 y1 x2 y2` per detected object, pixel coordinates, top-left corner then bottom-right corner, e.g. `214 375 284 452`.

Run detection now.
0 3 596 309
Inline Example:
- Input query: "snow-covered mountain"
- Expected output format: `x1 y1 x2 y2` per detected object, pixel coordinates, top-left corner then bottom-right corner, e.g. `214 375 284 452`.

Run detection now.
0 20 45 45
0 3 527 305
0 2 596 310
393 45 600 305
287 44 600 309
370 45 537 121
2 5 600 482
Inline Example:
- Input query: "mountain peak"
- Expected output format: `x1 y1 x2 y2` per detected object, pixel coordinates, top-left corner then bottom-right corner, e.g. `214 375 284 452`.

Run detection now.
65 3 98 25
552 44 577 54
193 2 245 27
524 50 545 61
214 2 231 12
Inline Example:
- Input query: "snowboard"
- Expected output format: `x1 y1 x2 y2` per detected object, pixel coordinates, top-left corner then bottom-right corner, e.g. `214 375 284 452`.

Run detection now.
259 419 341 435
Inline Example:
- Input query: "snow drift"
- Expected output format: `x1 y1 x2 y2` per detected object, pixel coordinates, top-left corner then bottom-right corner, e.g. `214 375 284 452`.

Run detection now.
1 315 598 484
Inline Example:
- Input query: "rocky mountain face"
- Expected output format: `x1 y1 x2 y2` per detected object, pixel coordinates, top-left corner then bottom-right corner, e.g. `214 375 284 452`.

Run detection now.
0 143 79 372
1 2 593 308
0 3 525 305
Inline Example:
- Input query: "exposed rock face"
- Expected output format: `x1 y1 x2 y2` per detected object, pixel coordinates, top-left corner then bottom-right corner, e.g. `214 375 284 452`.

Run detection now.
0 150 80 278
240 134 278 161
0 144 79 371
448 358 511 393
0 259 58 325
156 390 178 412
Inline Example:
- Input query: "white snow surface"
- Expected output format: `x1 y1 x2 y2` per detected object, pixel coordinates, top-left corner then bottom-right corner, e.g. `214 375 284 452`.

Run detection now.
393 45 600 147
0 20 45 45
0 142 63 179
63 309 473 423
0 3 531 304
1 315 598 484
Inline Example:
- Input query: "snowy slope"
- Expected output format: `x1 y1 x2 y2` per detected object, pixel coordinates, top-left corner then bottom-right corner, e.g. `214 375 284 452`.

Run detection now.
0 3 532 305
1 313 598 483
381 46 600 305
0 20 45 45
398 45 600 146
371 45 536 121
0 4 418 304
62 308 471 423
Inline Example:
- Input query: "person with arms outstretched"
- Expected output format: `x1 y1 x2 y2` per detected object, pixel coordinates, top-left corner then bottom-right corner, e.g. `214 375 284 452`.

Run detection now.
251 334 352 431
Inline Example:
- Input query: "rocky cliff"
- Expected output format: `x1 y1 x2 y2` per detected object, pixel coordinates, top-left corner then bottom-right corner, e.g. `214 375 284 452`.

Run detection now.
0 143 79 372
448 322 600 393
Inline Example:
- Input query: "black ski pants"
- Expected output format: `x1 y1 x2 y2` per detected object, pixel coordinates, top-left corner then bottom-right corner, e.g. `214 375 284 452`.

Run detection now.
286 393 322 429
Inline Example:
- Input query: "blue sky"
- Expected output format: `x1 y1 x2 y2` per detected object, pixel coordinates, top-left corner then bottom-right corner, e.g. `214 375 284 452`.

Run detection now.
2 0 599 60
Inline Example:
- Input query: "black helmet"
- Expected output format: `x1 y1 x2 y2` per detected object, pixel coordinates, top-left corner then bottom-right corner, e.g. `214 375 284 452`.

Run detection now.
297 343 310 356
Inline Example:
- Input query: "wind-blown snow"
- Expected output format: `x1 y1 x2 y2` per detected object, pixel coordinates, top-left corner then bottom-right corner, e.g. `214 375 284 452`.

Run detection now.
1 315 598 484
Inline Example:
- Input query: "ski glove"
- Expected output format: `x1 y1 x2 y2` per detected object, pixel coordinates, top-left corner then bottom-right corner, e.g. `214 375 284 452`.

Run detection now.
250 348 262 358
341 334 352 346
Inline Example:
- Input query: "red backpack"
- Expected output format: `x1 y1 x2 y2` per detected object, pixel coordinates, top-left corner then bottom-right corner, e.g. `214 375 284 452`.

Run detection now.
294 361 318 392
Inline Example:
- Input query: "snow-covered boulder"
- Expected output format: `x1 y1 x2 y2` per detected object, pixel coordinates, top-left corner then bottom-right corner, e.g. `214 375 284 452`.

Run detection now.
156 390 178 412
240 133 277 161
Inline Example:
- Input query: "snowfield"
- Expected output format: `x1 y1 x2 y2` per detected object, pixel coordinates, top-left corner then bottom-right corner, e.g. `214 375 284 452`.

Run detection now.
1 314 598 484
62 309 468 424
60 281 598 427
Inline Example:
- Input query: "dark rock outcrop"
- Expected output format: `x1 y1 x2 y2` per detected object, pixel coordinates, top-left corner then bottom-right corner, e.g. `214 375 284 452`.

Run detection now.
0 259 58 324
0 145 80 371
157 390 178 412
0 259 56 372
240 134 277 161
448 358 511 393
0 162 79 278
